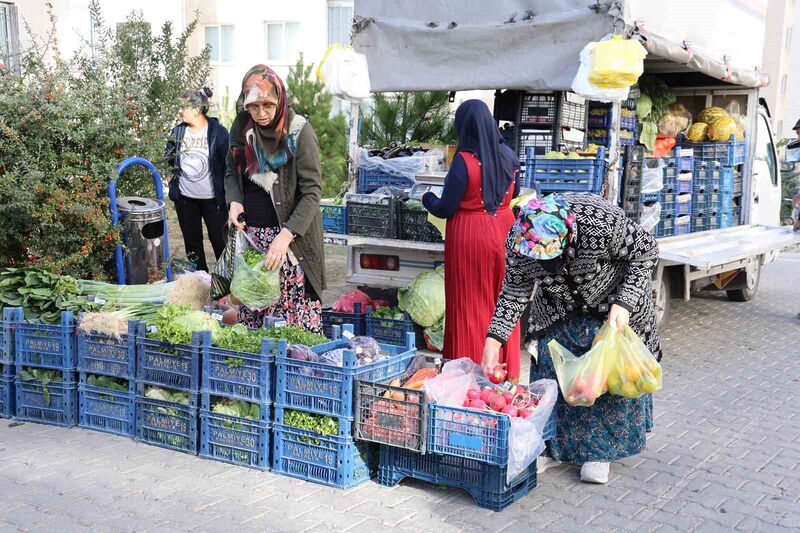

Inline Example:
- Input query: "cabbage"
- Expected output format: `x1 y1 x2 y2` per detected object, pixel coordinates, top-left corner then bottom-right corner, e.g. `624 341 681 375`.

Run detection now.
398 267 445 327
174 310 221 342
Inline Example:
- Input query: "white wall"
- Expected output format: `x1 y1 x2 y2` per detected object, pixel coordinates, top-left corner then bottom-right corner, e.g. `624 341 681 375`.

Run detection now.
13 0 182 59
186 0 335 112
783 6 800 140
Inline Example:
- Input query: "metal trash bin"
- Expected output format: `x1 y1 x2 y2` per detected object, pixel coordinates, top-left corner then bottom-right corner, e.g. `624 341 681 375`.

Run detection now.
116 197 167 284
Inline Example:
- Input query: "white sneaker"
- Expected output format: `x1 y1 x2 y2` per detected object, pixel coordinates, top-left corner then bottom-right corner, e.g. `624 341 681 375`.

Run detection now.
580 462 610 484
537 456 561 474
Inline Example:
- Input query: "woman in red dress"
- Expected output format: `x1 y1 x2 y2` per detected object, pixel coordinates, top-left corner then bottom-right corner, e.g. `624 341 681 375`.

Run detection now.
422 99 521 380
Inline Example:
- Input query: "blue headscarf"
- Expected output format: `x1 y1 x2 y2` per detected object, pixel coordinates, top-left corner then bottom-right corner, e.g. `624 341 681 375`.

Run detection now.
454 99 517 214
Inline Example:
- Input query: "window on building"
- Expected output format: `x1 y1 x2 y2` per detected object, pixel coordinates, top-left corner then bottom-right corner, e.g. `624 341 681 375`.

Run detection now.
328 1 354 46
0 2 20 74
204 24 234 63
780 74 788 96
265 22 300 63
786 27 793 50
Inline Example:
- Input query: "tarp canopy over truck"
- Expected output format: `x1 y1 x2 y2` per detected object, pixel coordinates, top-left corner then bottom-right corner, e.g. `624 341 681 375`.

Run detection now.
352 0 769 92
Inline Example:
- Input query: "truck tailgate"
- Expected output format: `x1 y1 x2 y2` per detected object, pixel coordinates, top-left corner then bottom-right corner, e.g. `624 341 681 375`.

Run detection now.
657 225 800 270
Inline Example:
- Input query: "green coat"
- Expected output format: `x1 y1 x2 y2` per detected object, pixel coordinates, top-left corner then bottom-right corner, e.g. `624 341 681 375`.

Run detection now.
225 111 327 297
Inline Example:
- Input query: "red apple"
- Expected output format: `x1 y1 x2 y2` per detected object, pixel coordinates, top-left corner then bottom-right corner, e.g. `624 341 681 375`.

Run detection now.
501 405 519 417
487 365 507 384
489 395 507 412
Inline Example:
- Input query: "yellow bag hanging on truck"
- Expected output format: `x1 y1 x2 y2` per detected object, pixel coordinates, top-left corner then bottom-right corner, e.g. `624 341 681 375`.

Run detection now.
588 36 647 89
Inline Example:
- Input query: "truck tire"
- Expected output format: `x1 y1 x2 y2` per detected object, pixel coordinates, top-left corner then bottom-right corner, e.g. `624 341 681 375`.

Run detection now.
726 256 762 302
654 272 671 328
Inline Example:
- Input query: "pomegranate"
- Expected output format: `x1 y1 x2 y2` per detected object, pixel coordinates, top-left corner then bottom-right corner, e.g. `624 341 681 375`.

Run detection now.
501 405 519 417
489 395 507 412
517 408 533 419
467 389 481 400
468 398 488 410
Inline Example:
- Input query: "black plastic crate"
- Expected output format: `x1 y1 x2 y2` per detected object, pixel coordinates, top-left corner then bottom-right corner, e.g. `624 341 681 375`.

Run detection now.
560 96 587 130
516 129 553 162
519 93 557 126
346 196 397 239
354 379 428 452
397 205 443 243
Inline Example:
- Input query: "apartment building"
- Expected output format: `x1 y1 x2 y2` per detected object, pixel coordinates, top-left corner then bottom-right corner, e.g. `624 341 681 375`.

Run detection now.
762 0 796 139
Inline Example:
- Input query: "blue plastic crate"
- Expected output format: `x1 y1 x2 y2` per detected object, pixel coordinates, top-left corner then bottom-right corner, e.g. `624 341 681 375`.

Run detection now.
587 112 637 131
586 134 638 148
719 190 734 212
15 311 76 370
663 155 695 178
321 204 347 234
731 207 741 226
201 392 270 424
78 382 135 437
719 210 733 229
0 376 13 418
202 337 274 405
692 192 711 215
525 148 606 194
0 307 23 370
15 379 77 427
274 404 352 437
199 409 270 470
427 398 557 467
718 167 735 194
674 215 692 236
274 327 416 419
357 168 414 194
321 305 367 339
135 394 199 454
271 423 372 488
136 323 205 392
76 324 137 379
681 136 746 166
662 173 693 194
675 194 692 216
692 213 713 233
365 312 416 347
378 445 538 512
653 213 675 238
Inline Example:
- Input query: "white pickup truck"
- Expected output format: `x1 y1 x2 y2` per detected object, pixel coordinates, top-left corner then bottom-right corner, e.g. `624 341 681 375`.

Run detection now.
329 0 800 325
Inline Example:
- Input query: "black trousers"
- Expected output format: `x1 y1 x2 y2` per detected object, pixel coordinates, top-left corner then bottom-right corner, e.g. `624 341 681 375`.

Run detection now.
174 196 226 273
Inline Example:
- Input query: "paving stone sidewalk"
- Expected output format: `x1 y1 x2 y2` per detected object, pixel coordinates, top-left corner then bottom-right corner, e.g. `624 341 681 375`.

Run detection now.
1 255 799 533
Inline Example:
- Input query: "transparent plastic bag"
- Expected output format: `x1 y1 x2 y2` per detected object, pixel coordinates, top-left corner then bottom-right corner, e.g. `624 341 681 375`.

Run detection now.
424 372 477 407
640 202 662 233
641 159 665 193
604 325 663 399
358 148 425 181
572 41 631 102
350 336 381 360
589 36 647 89
548 322 616 407
725 101 747 137
506 379 558 483
229 234 281 311
316 44 371 102
211 226 250 300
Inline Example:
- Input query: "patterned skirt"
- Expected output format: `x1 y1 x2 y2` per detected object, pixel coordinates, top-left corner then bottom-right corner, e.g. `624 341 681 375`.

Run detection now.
532 314 653 464
237 226 323 335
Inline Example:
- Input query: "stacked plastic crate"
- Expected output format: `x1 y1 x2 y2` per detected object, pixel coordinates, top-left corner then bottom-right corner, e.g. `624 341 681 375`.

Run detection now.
272 325 416 488
76 320 138 436
682 135 746 230
0 307 23 418
199 331 274 470
14 311 79 426
134 322 205 454
514 92 587 177
586 99 638 148
659 150 694 237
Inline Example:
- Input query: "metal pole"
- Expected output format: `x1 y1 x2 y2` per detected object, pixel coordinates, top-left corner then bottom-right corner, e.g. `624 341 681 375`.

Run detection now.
347 102 361 193
606 100 623 204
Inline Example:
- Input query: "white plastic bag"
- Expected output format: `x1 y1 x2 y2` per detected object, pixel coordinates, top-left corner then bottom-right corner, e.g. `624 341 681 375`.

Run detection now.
423 372 476 407
316 45 371 102
571 41 631 103
640 202 662 233
506 379 558 483
641 159 665 193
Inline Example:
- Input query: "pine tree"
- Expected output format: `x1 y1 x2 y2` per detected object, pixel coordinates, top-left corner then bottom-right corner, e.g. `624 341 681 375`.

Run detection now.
286 54 349 198
360 92 456 148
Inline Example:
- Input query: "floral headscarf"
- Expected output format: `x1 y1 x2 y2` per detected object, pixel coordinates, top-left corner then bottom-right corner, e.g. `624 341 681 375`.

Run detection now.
235 65 292 174
510 194 577 260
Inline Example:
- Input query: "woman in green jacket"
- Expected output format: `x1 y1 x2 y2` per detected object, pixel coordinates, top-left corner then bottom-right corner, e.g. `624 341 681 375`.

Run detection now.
225 64 326 333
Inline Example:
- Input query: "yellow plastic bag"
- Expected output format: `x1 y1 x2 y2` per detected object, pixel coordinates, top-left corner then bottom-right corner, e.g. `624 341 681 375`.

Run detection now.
427 212 446 239
603 325 663 399
589 36 647 89
548 322 616 407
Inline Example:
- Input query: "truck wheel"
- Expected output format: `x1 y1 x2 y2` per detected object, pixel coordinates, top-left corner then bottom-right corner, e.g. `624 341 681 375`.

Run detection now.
726 256 762 302
654 273 670 328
